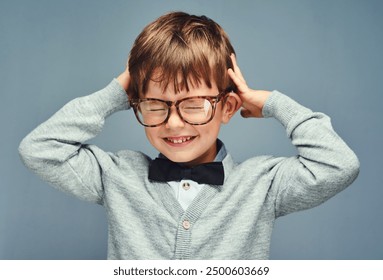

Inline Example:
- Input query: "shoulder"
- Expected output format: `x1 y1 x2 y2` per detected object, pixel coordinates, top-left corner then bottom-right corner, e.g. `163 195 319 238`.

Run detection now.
226 153 287 178
239 155 286 173
84 145 152 172
111 149 152 168
96 149 153 183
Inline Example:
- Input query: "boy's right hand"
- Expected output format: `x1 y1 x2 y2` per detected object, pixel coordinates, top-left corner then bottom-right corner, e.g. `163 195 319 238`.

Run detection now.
117 66 131 96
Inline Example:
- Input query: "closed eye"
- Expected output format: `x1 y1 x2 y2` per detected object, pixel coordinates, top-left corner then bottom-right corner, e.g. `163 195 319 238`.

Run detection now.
148 108 166 111
184 106 204 109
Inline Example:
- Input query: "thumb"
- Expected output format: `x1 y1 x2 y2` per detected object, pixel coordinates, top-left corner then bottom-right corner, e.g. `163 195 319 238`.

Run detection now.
240 108 252 118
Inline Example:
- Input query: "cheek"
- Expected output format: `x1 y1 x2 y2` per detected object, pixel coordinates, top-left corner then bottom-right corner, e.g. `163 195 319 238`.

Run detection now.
144 128 158 145
198 120 221 138
212 105 225 122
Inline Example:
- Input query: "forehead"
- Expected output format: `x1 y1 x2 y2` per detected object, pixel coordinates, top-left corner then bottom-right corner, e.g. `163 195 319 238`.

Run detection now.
143 75 218 99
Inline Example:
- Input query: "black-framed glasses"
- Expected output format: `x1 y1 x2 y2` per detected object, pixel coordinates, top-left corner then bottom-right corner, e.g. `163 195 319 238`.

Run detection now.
129 91 227 127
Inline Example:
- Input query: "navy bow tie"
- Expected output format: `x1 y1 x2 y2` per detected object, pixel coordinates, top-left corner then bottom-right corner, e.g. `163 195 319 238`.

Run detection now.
148 158 224 185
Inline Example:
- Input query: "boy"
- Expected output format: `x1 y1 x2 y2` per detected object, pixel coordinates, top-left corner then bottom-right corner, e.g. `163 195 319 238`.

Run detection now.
19 12 359 259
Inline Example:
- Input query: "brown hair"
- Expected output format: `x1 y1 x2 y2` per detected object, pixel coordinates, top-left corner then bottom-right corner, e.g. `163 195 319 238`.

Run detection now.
128 11 236 98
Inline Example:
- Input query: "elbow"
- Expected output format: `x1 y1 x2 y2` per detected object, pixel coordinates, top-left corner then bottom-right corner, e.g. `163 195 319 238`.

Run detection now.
327 149 360 188
18 135 40 170
341 150 360 185
18 136 33 166
308 149 360 190
19 136 29 159
306 151 360 202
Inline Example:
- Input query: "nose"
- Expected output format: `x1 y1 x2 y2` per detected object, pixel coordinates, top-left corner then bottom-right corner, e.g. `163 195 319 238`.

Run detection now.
165 106 185 129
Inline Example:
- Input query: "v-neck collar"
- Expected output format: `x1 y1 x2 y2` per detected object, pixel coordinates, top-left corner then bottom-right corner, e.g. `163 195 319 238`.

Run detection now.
150 154 235 221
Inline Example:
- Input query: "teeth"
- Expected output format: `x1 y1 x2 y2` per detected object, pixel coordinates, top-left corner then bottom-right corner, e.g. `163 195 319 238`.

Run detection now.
167 137 192 144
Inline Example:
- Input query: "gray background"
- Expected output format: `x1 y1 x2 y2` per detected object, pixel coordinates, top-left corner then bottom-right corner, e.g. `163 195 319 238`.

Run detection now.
1 0 382 259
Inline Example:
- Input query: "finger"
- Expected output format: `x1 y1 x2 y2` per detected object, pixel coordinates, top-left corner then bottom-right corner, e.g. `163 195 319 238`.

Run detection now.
240 108 252 118
228 68 248 93
230 54 246 83
228 68 240 84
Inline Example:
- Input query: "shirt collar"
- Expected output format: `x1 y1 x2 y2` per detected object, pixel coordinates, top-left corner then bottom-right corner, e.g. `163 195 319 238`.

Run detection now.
214 139 227 162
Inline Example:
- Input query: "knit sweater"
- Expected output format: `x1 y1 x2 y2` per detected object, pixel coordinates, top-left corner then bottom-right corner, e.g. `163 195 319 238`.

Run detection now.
18 79 360 259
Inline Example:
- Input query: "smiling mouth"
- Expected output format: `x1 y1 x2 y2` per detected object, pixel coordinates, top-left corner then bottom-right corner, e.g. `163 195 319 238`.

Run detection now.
165 136 196 144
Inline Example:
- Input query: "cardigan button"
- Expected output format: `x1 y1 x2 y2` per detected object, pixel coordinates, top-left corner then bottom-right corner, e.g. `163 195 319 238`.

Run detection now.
182 220 191 230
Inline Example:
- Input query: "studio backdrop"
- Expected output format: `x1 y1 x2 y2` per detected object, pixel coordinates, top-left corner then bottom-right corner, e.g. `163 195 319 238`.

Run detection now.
1 0 382 259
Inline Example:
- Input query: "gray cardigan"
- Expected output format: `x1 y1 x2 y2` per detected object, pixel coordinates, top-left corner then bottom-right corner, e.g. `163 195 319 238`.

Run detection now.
19 79 359 259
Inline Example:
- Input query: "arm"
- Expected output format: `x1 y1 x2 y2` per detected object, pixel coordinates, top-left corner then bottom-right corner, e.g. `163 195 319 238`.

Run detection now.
19 75 130 204
263 91 359 217
228 55 360 217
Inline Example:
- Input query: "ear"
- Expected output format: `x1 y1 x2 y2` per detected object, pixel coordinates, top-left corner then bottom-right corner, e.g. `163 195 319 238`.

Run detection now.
221 92 242 124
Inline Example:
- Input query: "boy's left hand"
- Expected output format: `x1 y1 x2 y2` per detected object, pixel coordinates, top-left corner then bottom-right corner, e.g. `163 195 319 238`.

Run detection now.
228 54 271 118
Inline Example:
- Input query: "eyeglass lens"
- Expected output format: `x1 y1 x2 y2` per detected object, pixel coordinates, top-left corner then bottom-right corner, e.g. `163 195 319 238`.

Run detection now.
136 98 215 126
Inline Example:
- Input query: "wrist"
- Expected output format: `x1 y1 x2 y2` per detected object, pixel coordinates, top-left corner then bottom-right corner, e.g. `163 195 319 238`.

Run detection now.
116 72 130 92
254 90 271 109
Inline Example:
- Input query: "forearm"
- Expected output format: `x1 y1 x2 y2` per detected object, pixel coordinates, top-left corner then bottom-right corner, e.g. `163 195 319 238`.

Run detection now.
19 79 129 163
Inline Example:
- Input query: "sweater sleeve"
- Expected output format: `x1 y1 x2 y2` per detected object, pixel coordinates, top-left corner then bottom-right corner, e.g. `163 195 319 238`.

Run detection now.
18 79 130 204
262 91 360 217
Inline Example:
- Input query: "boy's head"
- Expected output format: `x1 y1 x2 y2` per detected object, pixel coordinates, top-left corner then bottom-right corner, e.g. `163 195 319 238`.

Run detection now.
128 12 241 166
128 11 236 98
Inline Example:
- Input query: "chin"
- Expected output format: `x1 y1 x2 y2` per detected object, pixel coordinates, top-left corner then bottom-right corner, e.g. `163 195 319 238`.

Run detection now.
164 153 195 164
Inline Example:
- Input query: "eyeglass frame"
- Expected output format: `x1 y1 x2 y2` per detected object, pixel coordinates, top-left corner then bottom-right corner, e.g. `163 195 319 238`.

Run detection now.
129 90 230 127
